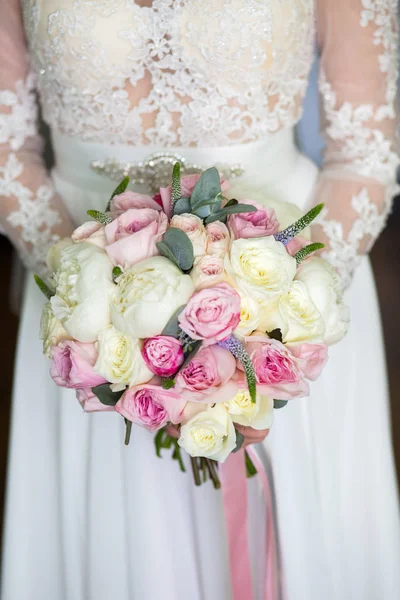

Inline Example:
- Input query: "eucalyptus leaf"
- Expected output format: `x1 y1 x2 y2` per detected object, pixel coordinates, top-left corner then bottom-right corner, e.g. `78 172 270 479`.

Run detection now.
179 339 202 372
232 431 245 453
224 198 238 207
92 383 124 406
204 203 257 225
190 167 221 212
162 227 194 271
192 192 223 213
156 241 181 270
106 176 130 212
172 197 191 216
124 419 132 446
274 400 288 410
161 305 185 337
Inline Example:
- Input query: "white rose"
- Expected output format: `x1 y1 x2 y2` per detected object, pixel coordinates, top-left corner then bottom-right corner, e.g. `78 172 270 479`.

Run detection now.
260 280 325 343
50 242 114 343
295 257 350 345
46 238 73 274
227 390 274 430
111 256 195 339
94 325 152 390
71 221 107 249
224 237 297 309
170 214 207 259
179 404 237 463
205 221 231 258
235 292 262 339
226 184 311 239
190 255 225 290
40 302 70 358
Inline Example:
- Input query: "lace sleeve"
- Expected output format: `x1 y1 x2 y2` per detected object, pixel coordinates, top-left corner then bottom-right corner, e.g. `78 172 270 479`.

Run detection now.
0 0 74 278
312 0 399 289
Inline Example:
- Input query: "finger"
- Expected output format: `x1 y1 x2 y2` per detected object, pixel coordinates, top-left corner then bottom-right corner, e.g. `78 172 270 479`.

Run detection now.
165 424 180 439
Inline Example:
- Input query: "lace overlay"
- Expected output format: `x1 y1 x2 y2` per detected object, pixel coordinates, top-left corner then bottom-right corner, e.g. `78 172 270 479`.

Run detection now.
21 0 315 146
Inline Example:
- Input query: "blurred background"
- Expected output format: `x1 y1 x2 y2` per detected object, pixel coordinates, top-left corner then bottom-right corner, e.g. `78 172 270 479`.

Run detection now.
0 54 399 543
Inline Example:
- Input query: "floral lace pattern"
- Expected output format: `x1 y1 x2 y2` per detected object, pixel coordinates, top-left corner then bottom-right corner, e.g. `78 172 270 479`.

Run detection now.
21 0 315 147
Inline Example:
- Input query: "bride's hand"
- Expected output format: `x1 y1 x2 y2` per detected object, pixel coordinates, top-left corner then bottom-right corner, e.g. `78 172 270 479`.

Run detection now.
165 424 270 447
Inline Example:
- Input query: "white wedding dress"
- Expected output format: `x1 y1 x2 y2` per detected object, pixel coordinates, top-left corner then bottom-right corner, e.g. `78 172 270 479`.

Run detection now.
1 1 400 599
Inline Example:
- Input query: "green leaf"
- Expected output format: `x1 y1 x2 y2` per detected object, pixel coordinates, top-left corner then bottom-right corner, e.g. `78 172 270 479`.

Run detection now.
87 209 113 225
161 227 194 272
162 378 176 390
245 450 257 478
106 176 130 211
204 203 257 225
124 419 132 446
224 198 238 207
192 192 223 213
161 305 185 337
190 167 222 212
267 328 283 343
112 266 123 283
179 339 202 372
91 383 124 406
274 400 288 410
156 241 181 270
154 429 166 458
294 242 325 266
232 430 245 453
172 197 191 216
34 274 55 300
171 162 182 205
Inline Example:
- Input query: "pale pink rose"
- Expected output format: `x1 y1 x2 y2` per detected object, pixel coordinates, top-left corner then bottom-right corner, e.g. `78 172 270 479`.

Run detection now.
245 334 309 400
50 340 107 389
105 208 168 267
286 236 309 257
228 200 279 239
76 387 115 412
286 342 328 381
115 384 186 432
110 190 163 215
175 345 237 403
71 222 107 249
142 336 184 377
160 173 230 217
170 214 207 259
205 221 231 258
178 283 241 345
190 255 225 290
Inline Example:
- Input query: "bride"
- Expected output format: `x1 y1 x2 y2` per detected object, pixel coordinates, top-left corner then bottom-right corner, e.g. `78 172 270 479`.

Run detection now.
1 1 400 599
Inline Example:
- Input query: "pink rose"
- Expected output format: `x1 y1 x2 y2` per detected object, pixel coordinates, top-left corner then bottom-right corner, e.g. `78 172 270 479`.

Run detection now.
170 214 207 259
142 336 184 377
110 190 163 215
286 236 309 257
76 387 115 412
50 340 107 389
228 200 279 239
205 221 231 258
160 173 230 217
286 342 328 381
115 384 186 432
71 221 107 249
246 334 309 400
104 208 168 267
175 345 237 402
178 283 241 345
190 255 225 290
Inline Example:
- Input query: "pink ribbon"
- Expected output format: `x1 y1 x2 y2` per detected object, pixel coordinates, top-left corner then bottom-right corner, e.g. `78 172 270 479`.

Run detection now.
219 447 280 600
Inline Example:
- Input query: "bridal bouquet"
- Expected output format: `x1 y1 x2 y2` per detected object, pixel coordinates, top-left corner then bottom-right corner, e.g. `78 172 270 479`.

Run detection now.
36 165 349 487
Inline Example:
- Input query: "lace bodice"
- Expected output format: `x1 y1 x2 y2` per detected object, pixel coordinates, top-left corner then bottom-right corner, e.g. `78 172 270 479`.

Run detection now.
0 0 398 285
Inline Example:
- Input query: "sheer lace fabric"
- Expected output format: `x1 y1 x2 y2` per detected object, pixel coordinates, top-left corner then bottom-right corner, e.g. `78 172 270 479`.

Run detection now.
0 1 73 277
314 0 399 288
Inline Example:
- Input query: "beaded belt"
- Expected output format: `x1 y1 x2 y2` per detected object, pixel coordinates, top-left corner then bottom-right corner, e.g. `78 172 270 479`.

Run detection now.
91 151 244 194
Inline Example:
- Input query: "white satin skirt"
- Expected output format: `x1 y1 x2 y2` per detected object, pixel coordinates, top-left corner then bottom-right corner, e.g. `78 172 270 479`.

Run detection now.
2 129 400 600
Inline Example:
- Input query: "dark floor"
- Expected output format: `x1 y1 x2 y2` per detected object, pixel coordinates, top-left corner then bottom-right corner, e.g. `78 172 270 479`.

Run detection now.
0 213 400 539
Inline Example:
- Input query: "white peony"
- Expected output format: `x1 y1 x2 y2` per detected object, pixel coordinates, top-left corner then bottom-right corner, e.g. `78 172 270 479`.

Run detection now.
295 257 350 345
47 238 73 273
227 390 274 430
51 242 114 343
178 404 237 463
94 325 152 391
260 280 325 343
235 292 262 339
111 256 195 339
40 302 71 358
225 237 297 309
